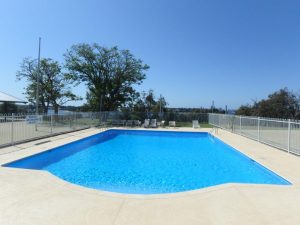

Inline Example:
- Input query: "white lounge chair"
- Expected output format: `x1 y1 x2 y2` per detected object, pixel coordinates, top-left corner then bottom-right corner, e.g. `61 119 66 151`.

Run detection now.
159 120 165 127
144 119 150 128
169 121 176 128
150 119 157 128
192 120 200 128
111 120 126 126
133 120 141 127
125 120 134 127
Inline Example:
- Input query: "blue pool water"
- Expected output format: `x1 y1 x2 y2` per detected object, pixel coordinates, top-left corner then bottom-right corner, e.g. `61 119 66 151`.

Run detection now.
4 130 290 194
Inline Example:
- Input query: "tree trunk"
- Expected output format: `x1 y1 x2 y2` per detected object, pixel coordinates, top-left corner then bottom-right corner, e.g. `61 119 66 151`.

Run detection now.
54 103 59 114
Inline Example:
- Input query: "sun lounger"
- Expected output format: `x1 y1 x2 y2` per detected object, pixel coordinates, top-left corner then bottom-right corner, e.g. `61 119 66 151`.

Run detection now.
150 119 157 128
169 121 176 128
133 120 141 127
144 119 150 128
126 120 134 127
192 120 200 128
157 120 165 127
111 120 126 126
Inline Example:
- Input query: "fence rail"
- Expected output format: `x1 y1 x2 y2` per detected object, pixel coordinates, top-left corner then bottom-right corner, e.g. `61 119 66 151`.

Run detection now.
0 112 103 148
2 111 299 155
208 113 300 155
0 111 209 148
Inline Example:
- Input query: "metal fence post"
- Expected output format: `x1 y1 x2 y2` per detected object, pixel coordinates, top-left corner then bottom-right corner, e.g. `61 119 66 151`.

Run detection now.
288 119 291 153
257 117 260 142
239 116 242 134
50 114 53 133
69 114 72 128
11 113 14 145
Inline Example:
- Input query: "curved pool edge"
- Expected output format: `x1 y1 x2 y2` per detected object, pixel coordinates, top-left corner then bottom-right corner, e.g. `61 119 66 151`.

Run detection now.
2 129 292 194
1 165 296 200
0 127 296 198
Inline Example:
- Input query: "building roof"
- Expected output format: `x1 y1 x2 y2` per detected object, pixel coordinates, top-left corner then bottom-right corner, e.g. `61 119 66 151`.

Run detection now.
0 91 26 103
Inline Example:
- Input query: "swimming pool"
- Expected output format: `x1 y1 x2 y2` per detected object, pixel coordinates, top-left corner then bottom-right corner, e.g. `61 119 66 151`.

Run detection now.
4 130 290 194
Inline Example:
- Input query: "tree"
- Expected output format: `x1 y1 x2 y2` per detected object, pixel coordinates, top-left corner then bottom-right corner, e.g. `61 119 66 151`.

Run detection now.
152 94 167 113
17 58 80 114
236 88 300 119
64 43 149 111
256 88 299 118
145 90 156 112
132 90 168 113
235 104 254 116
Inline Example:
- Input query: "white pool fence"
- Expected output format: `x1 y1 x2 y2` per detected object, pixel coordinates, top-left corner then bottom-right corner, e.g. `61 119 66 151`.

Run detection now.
208 113 300 156
1 111 299 156
0 112 208 148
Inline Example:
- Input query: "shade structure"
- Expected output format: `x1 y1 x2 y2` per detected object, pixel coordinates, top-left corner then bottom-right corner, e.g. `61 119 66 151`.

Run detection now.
0 91 26 103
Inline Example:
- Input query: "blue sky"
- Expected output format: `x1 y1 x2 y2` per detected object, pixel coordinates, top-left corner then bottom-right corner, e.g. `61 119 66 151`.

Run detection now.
0 0 300 109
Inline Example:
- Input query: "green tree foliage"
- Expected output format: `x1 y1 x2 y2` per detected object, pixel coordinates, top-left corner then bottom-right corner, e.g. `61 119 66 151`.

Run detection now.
235 104 254 116
132 90 168 112
236 88 300 119
64 43 149 111
257 89 299 118
16 58 80 114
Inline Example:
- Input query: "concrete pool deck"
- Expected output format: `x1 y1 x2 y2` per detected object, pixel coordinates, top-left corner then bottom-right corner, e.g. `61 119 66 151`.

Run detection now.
0 127 300 225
